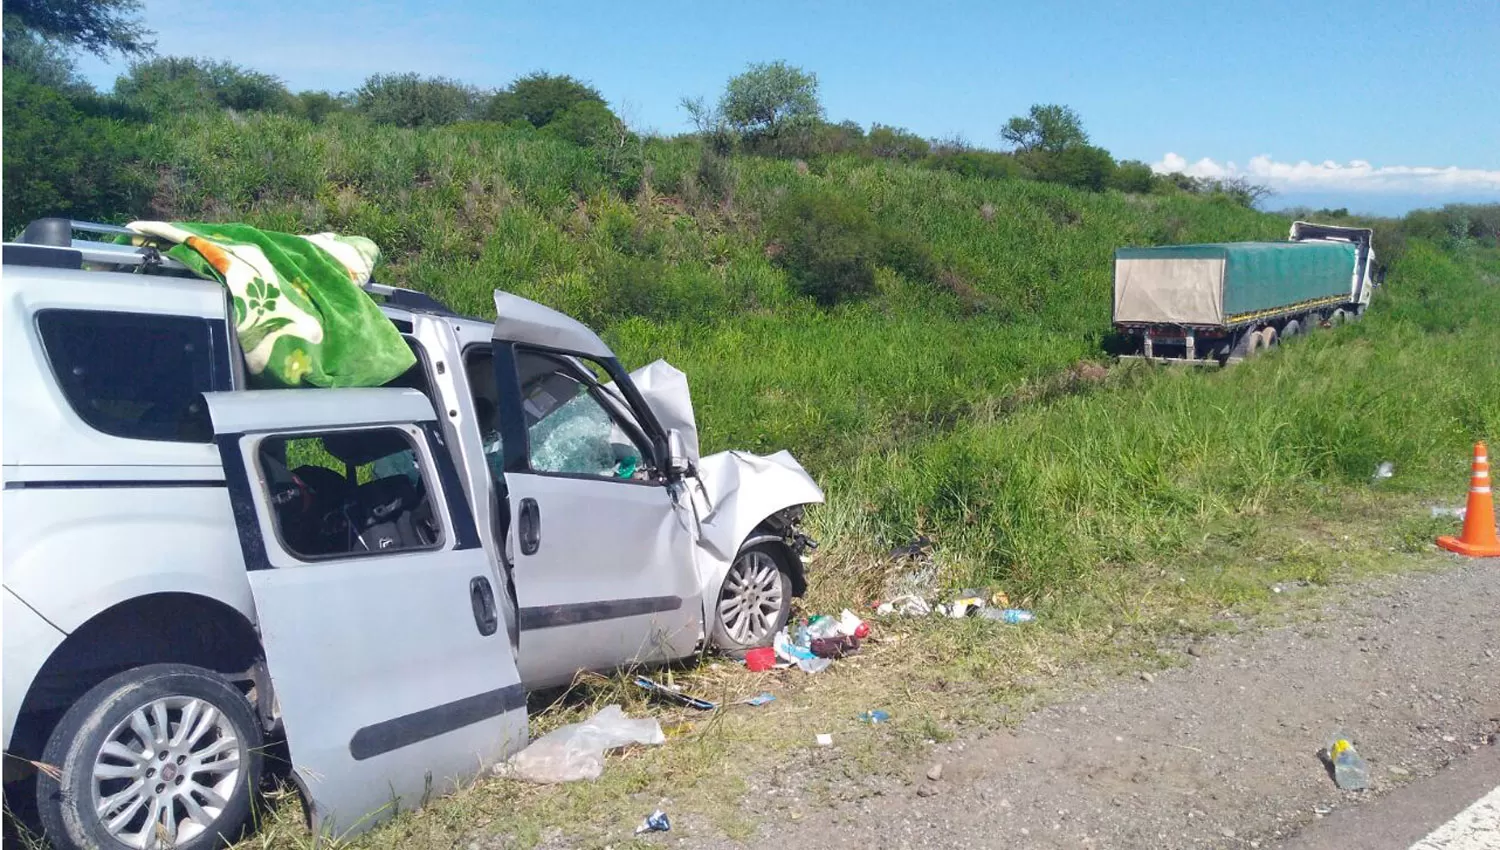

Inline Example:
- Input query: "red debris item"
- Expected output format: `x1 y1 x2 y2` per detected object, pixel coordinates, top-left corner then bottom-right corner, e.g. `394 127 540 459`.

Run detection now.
853 621 871 639
745 647 776 672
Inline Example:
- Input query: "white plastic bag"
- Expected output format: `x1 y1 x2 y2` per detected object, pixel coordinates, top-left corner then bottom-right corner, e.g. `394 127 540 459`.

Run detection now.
496 705 664 784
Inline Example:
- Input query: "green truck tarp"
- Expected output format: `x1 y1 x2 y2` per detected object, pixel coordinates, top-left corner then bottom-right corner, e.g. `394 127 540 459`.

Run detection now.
1113 241 1357 327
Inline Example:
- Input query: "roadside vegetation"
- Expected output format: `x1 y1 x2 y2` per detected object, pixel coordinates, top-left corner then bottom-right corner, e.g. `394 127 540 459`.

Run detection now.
4 3 1500 846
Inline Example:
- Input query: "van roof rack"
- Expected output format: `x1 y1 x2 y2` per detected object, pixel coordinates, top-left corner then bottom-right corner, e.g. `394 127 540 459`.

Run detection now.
361 282 457 317
9 217 464 316
7 217 191 272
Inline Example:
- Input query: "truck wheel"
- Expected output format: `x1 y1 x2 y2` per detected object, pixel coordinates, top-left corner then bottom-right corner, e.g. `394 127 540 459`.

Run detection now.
1261 327 1279 349
1282 319 1302 340
1330 309 1349 327
37 664 263 850
711 543 794 656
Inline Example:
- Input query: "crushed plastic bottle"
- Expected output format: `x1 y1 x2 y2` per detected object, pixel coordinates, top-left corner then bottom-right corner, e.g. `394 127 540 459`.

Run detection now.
1327 737 1370 790
978 608 1035 624
634 809 671 834
1372 461 1395 482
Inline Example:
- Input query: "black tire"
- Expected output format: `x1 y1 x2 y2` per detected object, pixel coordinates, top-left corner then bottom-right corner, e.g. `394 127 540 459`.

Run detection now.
1282 319 1302 340
710 542 794 656
37 664 263 850
1261 326 1279 348
1330 309 1349 327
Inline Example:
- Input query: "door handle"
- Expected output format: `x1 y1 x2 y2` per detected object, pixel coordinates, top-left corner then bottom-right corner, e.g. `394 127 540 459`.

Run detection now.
470 576 498 637
518 498 540 555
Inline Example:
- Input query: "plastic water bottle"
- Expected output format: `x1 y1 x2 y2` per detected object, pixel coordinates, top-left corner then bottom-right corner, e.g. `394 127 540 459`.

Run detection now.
1328 737 1370 790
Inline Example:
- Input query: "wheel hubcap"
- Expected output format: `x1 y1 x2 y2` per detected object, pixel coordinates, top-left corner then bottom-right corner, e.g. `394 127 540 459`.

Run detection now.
718 550 784 644
91 695 243 849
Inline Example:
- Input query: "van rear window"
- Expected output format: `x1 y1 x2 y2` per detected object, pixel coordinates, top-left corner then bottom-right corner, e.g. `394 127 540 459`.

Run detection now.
37 309 224 443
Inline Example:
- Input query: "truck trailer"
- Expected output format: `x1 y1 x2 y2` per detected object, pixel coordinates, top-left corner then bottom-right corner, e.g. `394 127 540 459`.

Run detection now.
1112 221 1377 364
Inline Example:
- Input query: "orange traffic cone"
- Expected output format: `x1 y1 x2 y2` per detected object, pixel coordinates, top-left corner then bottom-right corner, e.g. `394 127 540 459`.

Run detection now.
1436 441 1500 557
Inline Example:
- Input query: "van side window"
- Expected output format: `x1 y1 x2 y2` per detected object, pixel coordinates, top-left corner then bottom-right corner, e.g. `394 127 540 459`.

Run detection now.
258 428 443 559
513 349 654 482
36 309 220 443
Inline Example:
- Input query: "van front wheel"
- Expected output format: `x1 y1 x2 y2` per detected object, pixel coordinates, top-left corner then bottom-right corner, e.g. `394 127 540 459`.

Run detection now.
37 663 264 850
711 543 794 656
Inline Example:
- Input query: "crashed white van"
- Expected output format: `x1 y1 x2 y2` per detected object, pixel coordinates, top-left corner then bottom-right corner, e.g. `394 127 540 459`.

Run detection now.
1 220 822 848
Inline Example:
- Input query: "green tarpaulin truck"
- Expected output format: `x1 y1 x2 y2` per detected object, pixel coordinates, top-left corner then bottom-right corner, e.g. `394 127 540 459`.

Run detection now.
1113 221 1376 364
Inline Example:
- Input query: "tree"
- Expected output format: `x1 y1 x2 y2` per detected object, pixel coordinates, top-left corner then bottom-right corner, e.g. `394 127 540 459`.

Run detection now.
486 72 608 128
4 69 153 229
353 72 481 128
1000 103 1088 153
115 57 294 115
3 0 153 59
718 61 822 139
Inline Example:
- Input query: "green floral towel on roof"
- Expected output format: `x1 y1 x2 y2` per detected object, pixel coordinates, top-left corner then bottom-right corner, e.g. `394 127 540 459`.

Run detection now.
126 222 416 388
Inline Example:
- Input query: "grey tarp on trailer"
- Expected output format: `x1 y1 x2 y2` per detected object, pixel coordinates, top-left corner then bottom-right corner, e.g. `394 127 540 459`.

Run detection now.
1113 247 1227 325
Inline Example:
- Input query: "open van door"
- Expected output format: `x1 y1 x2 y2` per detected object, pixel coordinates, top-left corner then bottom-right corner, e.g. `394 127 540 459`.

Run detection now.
205 388 527 840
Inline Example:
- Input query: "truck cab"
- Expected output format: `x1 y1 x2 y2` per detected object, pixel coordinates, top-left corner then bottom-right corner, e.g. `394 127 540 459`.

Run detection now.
2 220 822 846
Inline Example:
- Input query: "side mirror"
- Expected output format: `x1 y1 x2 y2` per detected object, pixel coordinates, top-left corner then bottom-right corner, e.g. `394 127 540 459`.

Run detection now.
666 428 692 477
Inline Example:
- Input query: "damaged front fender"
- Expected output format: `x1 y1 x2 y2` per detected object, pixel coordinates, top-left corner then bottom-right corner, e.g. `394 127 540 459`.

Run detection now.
688 449 825 627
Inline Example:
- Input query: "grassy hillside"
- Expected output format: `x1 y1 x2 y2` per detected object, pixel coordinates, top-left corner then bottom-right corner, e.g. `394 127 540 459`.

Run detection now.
130 112 1500 601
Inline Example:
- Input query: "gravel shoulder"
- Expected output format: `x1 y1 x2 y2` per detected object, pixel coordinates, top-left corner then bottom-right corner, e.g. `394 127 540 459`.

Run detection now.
701 557 1500 849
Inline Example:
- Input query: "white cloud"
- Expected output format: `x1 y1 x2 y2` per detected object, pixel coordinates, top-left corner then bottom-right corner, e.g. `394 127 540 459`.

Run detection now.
1152 153 1500 196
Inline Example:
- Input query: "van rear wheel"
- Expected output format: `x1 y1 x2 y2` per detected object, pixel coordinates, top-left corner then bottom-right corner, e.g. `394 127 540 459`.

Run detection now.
36 664 263 850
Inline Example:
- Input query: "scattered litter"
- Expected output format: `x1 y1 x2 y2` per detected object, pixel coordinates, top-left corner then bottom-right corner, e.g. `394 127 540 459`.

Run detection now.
978 608 1035 624
1324 737 1370 790
633 676 717 711
1431 505 1467 519
816 733 834 747
990 590 1010 608
744 646 776 672
811 635 861 658
742 692 776 707
1270 580 1314 595
838 608 871 638
859 710 890 724
498 705 663 784
889 536 933 560
1372 461 1395 481
634 809 671 835
946 596 986 618
877 594 931 617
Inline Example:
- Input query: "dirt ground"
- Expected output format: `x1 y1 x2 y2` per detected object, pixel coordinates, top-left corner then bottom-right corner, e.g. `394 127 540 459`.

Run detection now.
687 557 1500 849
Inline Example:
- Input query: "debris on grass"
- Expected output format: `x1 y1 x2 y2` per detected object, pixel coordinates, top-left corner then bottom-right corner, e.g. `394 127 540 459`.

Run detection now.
498 705 664 784
634 809 671 835
634 675 717 711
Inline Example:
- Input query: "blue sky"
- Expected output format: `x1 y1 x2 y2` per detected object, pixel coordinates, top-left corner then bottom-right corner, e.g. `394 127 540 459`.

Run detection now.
76 0 1500 214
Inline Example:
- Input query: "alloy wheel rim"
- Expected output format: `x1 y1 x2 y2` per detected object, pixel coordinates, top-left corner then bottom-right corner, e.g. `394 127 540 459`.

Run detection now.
91 695 243 849
719 550 784 644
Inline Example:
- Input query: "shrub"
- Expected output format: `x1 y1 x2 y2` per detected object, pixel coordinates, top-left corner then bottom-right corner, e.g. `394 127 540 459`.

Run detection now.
114 56 295 115
1001 103 1088 153
353 72 481 127
543 100 624 147
1029 144 1116 192
486 72 610 128
766 186 879 305
1110 159 1156 194
868 124 930 161
293 90 346 123
3 70 153 228
927 150 1029 182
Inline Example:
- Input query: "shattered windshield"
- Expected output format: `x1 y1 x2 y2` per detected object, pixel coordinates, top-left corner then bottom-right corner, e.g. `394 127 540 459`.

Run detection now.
518 350 652 481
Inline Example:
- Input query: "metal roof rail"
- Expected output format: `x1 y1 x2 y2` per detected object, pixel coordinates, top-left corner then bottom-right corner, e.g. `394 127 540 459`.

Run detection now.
9 217 191 272
362 281 457 316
